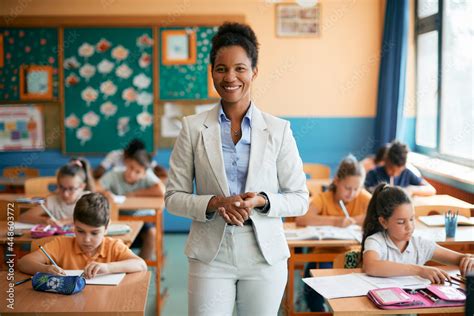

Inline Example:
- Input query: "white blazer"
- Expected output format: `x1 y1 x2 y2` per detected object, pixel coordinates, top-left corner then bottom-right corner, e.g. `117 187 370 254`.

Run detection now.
165 104 309 265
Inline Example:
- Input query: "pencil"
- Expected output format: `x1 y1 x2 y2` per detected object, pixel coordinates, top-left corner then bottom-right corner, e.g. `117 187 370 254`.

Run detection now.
338 200 350 219
39 203 59 222
39 245 60 268
15 277 32 286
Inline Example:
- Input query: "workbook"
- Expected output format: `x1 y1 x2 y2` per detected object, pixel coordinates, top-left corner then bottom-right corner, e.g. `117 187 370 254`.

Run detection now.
285 225 362 242
418 215 474 227
65 270 125 285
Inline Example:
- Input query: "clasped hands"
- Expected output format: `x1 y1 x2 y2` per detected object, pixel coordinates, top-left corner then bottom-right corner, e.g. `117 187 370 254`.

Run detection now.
207 192 265 226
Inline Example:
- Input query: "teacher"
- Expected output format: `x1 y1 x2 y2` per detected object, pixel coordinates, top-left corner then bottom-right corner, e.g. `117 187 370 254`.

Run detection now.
165 22 309 316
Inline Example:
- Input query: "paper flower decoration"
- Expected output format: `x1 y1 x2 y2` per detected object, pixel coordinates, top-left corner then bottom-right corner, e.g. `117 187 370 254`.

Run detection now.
81 87 98 106
76 126 92 145
122 87 137 106
64 56 81 69
133 73 151 90
137 111 152 130
79 63 96 82
65 114 80 129
83 111 100 127
139 52 151 68
111 45 129 62
100 80 117 97
137 92 153 107
96 38 111 53
115 64 132 79
100 101 118 118
97 59 114 75
117 117 130 136
65 73 80 87
136 33 153 49
78 43 95 59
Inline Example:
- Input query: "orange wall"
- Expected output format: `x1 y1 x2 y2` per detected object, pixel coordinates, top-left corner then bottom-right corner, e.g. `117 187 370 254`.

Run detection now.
0 0 385 117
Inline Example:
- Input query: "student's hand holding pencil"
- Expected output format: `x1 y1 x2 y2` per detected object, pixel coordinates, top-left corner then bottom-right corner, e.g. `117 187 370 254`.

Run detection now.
459 254 474 277
44 264 66 276
418 266 451 285
83 262 109 279
338 217 356 228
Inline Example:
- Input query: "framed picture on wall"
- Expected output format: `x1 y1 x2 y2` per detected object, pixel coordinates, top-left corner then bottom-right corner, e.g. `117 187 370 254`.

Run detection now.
162 29 197 65
19 65 53 100
0 105 45 151
275 3 321 37
207 65 220 99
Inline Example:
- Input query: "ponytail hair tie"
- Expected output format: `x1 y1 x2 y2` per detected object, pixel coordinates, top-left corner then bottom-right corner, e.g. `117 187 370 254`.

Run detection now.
70 159 83 168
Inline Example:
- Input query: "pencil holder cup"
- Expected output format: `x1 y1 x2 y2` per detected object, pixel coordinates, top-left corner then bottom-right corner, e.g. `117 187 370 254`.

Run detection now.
444 214 458 238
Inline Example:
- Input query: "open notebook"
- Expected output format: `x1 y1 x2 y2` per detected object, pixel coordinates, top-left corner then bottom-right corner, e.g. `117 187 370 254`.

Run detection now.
418 215 474 227
65 270 125 285
285 225 362 242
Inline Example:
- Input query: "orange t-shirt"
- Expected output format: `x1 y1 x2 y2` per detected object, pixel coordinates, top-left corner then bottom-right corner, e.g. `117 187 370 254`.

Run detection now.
41 236 137 269
312 189 371 217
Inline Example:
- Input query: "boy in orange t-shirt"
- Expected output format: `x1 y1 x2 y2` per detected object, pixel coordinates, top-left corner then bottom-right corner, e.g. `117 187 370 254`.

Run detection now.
18 193 146 279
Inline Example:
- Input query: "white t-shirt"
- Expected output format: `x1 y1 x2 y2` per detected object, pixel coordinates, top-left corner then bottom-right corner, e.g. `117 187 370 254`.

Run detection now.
45 191 90 220
100 149 157 170
364 231 436 265
99 169 160 196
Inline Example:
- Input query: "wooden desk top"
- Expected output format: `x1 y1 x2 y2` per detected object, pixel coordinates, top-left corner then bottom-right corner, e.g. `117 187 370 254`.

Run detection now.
309 267 463 315
0 221 143 247
413 194 474 209
117 196 164 211
0 271 150 315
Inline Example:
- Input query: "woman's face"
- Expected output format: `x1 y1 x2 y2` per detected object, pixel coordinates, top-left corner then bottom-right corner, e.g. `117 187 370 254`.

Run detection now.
334 175 363 203
212 45 257 106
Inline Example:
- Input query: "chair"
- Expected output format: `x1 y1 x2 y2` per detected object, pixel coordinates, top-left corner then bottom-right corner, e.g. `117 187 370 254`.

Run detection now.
414 205 471 218
24 176 57 196
3 167 39 179
303 163 331 179
333 248 362 269
30 236 58 251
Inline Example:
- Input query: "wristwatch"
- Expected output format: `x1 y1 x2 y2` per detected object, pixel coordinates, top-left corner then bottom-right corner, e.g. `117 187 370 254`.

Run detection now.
255 192 270 213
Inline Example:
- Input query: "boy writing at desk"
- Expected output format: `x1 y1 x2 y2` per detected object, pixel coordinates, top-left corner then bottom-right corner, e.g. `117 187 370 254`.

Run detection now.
18 193 147 279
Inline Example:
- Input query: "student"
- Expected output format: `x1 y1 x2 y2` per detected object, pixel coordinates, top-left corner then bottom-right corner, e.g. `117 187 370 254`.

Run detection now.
99 149 164 260
364 141 435 196
296 155 371 227
362 184 474 282
361 144 389 172
93 138 168 182
18 193 147 278
19 158 94 226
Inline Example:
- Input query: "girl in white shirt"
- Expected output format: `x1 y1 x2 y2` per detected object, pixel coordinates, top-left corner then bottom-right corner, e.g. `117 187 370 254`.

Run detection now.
362 183 473 283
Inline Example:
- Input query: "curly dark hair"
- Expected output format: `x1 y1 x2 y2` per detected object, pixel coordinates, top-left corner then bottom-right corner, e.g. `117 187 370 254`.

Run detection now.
210 22 259 68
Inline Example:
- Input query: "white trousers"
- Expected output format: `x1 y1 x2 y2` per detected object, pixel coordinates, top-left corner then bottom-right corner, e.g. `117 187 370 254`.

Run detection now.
188 225 288 316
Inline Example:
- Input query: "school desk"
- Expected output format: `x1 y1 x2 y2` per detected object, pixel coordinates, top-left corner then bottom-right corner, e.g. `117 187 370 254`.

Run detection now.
0 271 150 315
283 221 474 316
309 266 464 315
413 194 474 211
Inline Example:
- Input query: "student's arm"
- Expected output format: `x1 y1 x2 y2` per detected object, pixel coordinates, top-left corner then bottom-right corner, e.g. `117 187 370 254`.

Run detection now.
127 183 164 197
295 206 355 227
431 245 474 276
405 179 436 197
18 205 49 224
93 166 107 180
363 250 450 284
83 258 147 279
17 250 66 276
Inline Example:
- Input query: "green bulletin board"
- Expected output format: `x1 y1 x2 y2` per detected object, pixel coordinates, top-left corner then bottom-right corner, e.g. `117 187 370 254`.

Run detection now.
63 27 154 153
159 26 217 100
0 28 59 102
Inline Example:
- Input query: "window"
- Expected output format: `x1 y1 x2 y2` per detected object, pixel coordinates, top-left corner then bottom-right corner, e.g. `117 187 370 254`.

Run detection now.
415 0 473 165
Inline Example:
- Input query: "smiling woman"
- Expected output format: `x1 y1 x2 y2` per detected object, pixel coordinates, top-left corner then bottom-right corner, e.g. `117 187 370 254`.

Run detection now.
165 22 309 316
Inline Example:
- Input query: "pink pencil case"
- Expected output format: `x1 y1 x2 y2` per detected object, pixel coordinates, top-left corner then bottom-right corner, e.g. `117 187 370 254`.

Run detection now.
31 225 73 238
368 285 465 310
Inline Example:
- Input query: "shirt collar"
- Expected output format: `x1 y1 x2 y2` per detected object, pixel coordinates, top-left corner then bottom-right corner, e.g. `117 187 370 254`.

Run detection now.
383 231 413 254
218 102 253 127
73 237 107 258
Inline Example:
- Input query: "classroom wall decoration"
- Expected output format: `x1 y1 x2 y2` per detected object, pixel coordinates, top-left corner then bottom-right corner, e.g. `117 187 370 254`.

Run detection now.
159 26 218 100
63 28 154 153
0 105 44 151
0 28 59 103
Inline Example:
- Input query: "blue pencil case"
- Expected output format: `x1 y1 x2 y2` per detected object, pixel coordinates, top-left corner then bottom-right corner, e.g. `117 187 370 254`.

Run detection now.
32 272 86 295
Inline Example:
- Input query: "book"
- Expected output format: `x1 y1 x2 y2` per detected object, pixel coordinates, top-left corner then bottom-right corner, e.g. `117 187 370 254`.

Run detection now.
418 215 474 227
65 270 126 285
285 225 362 242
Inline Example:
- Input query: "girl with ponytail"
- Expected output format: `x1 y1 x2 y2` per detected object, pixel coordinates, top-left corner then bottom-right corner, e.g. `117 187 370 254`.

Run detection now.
19 158 94 226
362 183 474 283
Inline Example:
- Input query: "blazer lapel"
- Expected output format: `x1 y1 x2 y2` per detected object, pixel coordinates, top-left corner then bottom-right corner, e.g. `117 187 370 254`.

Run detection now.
245 105 268 192
202 106 230 196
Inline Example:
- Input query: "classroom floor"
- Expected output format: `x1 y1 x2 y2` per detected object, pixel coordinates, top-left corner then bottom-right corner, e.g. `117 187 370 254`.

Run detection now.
146 234 314 316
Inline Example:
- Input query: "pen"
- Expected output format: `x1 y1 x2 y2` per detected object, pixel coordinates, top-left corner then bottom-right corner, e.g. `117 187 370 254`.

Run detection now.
419 289 438 303
39 202 59 223
14 277 32 286
338 200 350 219
39 245 60 268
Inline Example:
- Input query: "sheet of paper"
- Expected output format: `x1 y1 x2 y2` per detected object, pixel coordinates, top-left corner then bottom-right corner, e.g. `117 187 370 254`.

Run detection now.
112 195 126 204
303 274 375 299
355 273 430 290
285 225 362 241
163 102 183 117
65 270 125 285
14 222 36 230
161 116 182 138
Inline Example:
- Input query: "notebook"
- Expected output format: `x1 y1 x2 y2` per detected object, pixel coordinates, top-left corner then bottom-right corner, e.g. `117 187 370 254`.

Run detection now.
418 215 474 227
65 270 126 285
285 225 362 242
